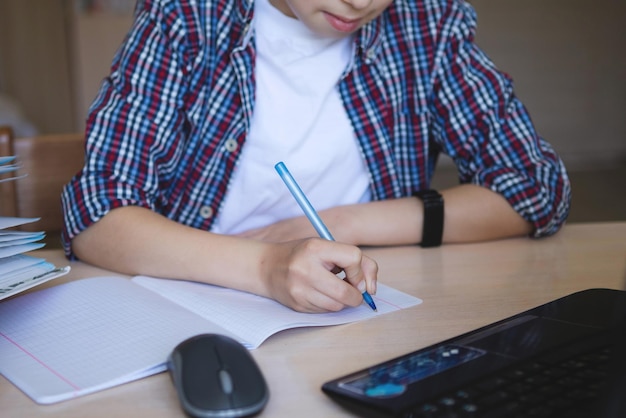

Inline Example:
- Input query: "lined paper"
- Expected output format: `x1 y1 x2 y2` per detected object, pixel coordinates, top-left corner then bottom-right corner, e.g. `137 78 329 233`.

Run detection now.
0 276 421 404
133 276 422 348
0 277 235 404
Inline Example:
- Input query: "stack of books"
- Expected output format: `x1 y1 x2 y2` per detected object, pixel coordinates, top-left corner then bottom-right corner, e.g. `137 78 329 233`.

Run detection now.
0 155 69 301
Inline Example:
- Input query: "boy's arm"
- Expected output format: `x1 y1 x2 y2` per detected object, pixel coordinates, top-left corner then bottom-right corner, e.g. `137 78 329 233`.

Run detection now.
330 184 533 246
427 2 571 238
72 206 378 312
238 184 532 246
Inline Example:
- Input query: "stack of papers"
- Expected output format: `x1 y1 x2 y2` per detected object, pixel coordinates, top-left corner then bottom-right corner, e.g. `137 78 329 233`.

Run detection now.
0 156 70 300
0 217 45 257
0 155 26 183
0 217 70 301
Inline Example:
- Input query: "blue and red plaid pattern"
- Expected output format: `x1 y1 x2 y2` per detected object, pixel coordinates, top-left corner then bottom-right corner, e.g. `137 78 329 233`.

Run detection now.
61 0 571 258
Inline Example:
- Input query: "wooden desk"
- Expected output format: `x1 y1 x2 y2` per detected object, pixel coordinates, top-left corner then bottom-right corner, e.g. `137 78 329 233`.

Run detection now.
2 222 625 417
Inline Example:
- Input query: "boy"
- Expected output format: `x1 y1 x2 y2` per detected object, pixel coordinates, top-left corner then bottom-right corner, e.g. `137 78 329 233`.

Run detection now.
62 0 571 312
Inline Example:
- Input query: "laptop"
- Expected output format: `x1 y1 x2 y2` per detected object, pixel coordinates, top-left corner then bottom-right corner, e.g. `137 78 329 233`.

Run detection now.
322 287 626 418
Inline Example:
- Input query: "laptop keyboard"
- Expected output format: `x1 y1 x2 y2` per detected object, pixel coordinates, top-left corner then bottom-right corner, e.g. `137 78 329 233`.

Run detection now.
405 343 611 418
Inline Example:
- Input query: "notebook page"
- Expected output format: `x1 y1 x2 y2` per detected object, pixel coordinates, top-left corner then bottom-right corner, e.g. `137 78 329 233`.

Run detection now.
0 276 238 404
132 276 423 349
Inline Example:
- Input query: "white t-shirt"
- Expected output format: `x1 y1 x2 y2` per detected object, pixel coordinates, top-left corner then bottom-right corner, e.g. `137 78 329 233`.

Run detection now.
211 0 371 234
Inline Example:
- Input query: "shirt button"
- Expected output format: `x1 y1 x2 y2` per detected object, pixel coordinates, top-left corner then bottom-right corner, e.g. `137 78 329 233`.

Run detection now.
199 206 214 219
224 138 238 153
366 49 376 60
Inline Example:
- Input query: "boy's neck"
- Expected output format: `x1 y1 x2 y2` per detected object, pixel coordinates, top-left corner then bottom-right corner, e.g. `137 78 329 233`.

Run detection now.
268 0 296 19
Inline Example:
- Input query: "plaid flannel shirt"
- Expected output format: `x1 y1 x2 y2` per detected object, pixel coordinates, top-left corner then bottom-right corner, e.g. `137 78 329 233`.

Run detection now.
61 0 571 258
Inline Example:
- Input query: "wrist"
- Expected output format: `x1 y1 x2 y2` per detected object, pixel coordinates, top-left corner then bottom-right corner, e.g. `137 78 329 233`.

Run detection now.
255 240 284 300
319 206 360 245
413 189 444 247
327 200 422 247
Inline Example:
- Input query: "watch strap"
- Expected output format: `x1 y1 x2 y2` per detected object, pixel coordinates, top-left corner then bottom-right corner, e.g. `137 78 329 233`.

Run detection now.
413 189 444 247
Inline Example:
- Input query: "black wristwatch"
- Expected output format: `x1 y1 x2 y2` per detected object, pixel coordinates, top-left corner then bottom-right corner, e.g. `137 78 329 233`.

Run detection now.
413 189 444 247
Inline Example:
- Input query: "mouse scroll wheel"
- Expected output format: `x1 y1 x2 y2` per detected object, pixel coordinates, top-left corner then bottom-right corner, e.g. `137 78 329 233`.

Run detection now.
218 369 234 395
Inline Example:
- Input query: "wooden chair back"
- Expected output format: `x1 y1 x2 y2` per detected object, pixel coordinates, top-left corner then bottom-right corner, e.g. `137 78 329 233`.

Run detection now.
0 129 85 234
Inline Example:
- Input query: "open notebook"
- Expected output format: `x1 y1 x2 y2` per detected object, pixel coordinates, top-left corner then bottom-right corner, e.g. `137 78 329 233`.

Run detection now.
0 275 421 404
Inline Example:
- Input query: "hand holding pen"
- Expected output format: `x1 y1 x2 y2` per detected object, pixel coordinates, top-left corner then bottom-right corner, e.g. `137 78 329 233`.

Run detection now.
275 162 378 311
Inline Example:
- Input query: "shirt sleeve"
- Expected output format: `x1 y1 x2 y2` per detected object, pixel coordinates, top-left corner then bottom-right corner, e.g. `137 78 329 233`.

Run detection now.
61 0 191 258
429 2 571 237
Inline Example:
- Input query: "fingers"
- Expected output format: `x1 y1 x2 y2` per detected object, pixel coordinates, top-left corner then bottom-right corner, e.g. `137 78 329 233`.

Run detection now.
357 254 379 296
287 276 357 313
324 241 378 298
263 239 378 313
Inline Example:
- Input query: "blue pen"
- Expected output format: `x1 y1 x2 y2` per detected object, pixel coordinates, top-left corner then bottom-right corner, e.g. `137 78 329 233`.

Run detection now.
275 161 377 312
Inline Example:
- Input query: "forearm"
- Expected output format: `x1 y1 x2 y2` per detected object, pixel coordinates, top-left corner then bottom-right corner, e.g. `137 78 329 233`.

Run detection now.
326 184 533 246
71 206 378 313
72 206 270 296
439 184 533 243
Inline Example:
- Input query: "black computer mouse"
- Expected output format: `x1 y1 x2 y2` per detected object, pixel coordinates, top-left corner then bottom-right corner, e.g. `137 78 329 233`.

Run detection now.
168 334 269 418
